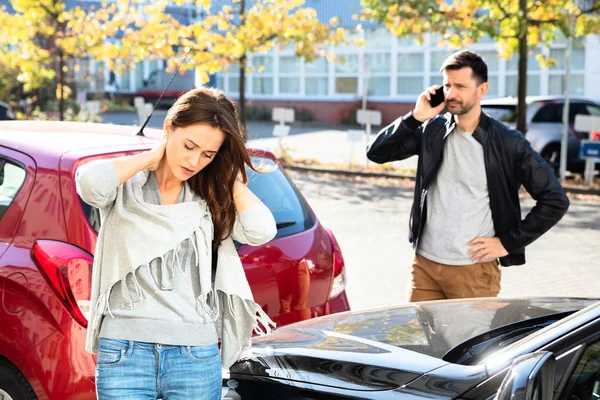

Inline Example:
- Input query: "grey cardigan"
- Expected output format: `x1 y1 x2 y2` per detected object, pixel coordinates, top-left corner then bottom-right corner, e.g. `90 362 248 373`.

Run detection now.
76 159 277 368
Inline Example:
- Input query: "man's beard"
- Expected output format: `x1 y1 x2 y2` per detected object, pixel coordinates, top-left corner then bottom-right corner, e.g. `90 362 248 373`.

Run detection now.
446 100 474 116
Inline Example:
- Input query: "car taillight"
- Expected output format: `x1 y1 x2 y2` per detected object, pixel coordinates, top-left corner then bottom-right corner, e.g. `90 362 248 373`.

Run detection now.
325 229 346 300
32 240 93 327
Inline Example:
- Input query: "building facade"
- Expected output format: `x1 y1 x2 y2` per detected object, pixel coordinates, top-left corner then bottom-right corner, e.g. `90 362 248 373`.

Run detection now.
10 0 595 124
212 27 600 125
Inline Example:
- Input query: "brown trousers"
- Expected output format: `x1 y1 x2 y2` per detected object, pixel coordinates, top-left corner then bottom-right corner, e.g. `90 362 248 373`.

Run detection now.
407 253 501 302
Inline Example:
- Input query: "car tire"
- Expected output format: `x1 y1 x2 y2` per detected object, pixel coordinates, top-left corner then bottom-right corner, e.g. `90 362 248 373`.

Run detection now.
541 144 561 176
0 359 37 400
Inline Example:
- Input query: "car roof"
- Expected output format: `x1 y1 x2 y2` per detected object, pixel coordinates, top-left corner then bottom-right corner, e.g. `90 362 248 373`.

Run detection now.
0 120 275 161
482 95 597 106
0 121 161 158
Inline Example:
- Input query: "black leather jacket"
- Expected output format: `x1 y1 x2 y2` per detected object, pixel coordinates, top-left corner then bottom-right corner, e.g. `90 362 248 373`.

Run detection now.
367 111 570 266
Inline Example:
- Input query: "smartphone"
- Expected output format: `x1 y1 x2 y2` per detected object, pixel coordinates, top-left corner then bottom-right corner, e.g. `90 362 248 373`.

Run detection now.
429 86 445 108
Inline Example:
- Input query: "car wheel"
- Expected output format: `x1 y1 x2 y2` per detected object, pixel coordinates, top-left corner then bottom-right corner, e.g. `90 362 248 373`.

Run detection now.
0 359 37 400
541 145 561 176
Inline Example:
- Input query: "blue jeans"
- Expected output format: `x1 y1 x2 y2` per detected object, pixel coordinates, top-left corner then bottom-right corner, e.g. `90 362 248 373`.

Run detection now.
95 338 222 400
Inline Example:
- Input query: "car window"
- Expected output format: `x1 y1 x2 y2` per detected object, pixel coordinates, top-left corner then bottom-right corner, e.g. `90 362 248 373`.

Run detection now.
570 103 600 125
482 105 516 123
561 340 600 400
0 159 27 219
532 104 563 123
78 157 315 239
246 159 315 239
587 105 600 116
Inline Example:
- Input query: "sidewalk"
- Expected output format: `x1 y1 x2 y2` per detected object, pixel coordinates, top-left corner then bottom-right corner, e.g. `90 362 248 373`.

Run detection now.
247 126 419 174
247 123 600 195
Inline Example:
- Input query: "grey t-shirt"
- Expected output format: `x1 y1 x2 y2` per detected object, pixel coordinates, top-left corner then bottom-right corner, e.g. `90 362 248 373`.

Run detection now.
417 127 495 265
99 172 218 346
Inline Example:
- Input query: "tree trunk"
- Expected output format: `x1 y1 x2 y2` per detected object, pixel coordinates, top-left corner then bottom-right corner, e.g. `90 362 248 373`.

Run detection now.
239 54 247 131
58 50 65 121
238 0 247 135
516 0 528 135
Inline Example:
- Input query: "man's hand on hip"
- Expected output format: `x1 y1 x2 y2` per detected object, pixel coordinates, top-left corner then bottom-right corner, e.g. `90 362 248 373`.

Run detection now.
468 237 508 263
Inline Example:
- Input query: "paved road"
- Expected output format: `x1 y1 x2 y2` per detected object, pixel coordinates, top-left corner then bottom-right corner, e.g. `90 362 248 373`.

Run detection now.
288 170 600 312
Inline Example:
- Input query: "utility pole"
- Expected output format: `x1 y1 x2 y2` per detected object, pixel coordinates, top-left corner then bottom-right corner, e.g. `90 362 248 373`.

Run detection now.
559 15 576 183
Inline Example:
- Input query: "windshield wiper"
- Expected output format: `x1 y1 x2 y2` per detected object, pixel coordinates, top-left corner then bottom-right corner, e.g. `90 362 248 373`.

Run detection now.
442 311 574 365
276 221 296 229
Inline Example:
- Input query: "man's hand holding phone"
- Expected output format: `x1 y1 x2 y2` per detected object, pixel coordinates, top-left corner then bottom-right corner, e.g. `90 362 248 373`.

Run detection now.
413 85 446 123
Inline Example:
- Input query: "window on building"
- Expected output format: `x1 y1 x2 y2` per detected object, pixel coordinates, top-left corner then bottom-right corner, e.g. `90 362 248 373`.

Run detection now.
430 50 453 73
366 53 390 96
134 61 145 89
279 56 301 95
251 55 274 95
215 75 225 90
305 58 328 96
505 48 542 96
548 40 585 96
334 54 359 95
549 75 585 96
397 52 424 95
505 74 541 97
228 63 241 94
479 50 499 96
119 63 132 92
506 48 543 72
365 28 391 49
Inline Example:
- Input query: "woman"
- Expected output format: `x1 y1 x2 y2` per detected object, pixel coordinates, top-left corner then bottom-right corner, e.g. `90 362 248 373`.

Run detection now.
76 87 277 399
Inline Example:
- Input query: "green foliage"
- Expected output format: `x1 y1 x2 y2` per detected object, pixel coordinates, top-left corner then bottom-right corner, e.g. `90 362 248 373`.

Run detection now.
361 0 599 63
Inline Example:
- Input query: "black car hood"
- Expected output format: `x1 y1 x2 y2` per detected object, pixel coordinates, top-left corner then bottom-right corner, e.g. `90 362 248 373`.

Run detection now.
230 297 597 392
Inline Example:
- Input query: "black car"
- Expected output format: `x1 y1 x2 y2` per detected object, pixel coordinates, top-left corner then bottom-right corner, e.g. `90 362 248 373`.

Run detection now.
0 102 15 120
222 297 600 399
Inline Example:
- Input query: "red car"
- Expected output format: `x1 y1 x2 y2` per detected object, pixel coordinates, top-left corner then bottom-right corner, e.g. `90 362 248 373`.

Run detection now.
0 121 350 400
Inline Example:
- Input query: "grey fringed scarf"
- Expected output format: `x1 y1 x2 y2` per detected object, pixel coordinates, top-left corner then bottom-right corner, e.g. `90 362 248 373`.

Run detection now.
85 169 276 369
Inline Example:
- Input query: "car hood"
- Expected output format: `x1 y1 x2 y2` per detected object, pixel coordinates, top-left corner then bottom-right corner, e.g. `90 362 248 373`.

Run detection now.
230 297 597 392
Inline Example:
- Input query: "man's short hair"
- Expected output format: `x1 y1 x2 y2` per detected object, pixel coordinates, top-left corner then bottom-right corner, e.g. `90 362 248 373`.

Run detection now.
440 50 488 85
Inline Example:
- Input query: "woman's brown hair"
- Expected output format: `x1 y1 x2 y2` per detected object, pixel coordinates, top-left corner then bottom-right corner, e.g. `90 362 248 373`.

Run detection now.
164 87 255 249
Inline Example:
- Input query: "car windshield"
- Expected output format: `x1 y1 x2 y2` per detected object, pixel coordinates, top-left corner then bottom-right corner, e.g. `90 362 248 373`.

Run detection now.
78 155 315 239
285 298 597 364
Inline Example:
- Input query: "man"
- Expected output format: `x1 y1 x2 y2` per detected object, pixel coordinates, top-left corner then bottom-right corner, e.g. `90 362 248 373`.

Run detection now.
366 50 569 302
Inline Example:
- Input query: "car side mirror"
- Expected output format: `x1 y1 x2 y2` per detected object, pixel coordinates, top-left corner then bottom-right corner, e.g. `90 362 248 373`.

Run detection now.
496 351 555 400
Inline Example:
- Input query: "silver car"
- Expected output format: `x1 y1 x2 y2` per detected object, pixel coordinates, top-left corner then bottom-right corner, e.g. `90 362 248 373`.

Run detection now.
481 96 600 173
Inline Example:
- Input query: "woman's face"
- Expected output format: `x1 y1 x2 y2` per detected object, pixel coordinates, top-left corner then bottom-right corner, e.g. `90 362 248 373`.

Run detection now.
165 123 225 182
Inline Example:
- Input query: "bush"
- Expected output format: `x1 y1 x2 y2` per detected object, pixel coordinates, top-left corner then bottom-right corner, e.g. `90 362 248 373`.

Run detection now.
294 107 314 122
339 101 362 125
245 105 271 121
99 98 135 112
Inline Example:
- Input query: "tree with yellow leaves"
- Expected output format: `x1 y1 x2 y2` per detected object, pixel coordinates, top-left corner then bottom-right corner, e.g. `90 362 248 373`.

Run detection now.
139 0 348 127
2 0 133 120
361 0 600 134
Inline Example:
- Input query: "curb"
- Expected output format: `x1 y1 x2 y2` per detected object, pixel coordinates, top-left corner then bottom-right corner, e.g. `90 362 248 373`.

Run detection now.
283 163 600 196
283 163 416 180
